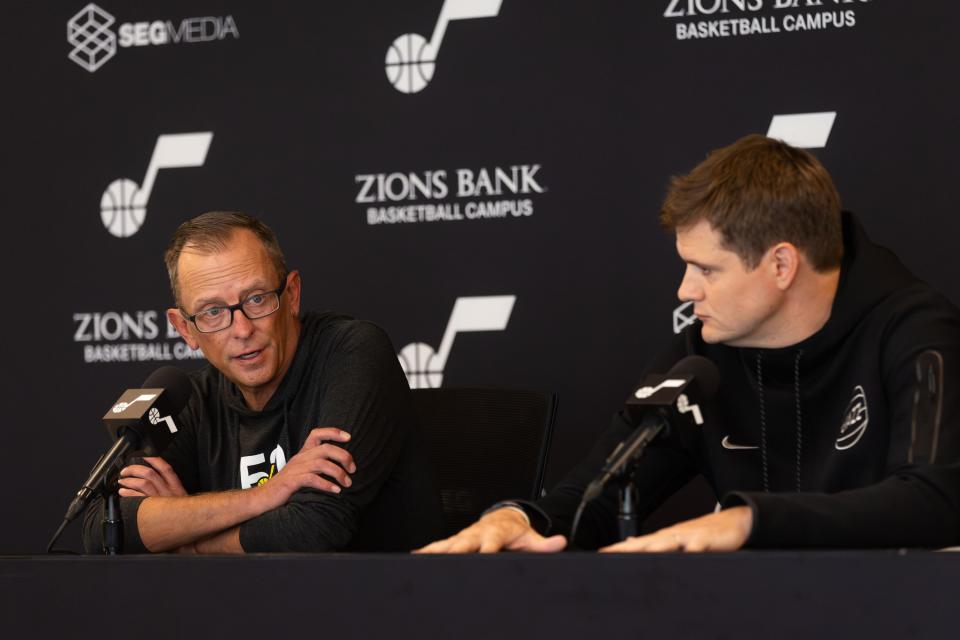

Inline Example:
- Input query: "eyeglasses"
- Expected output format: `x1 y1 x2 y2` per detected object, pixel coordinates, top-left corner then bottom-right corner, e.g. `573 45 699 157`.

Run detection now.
182 276 288 333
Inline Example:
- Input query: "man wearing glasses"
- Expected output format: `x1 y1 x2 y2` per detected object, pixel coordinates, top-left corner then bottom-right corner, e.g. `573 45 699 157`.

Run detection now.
83 211 442 553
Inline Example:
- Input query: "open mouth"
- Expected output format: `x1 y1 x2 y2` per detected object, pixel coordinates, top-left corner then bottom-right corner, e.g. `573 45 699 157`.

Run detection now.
236 350 263 361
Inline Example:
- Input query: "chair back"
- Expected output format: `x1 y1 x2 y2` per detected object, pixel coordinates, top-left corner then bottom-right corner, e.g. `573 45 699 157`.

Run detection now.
411 387 558 537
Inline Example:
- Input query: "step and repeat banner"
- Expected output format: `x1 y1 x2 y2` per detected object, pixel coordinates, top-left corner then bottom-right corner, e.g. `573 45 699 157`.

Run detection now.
3 1 958 552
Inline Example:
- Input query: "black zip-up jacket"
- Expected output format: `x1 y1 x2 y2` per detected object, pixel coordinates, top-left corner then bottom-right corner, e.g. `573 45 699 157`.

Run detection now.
534 212 960 549
84 312 444 553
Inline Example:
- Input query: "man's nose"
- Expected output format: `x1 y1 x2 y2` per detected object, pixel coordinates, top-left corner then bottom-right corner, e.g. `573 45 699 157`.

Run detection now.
677 268 702 302
230 307 255 337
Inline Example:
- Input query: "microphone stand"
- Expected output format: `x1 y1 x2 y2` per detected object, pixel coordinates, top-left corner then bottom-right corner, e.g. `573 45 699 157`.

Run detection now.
616 473 639 540
571 417 669 546
613 417 671 541
613 422 664 541
101 478 123 555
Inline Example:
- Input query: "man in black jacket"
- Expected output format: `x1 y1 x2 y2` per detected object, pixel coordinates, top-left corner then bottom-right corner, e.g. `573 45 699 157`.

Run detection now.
84 212 442 553
419 134 960 553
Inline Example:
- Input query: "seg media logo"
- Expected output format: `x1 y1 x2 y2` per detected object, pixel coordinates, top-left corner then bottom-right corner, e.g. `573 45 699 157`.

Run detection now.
399 296 515 388
356 164 545 226
385 0 502 93
673 301 698 335
101 132 213 238
66 3 239 73
73 310 206 364
67 4 116 72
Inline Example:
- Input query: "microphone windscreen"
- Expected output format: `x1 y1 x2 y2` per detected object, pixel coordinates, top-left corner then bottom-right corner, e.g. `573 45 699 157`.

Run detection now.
141 366 194 413
666 355 720 399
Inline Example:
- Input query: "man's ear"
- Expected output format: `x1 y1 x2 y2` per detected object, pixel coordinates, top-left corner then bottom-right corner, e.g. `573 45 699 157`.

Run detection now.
771 242 800 290
284 270 302 317
167 308 199 350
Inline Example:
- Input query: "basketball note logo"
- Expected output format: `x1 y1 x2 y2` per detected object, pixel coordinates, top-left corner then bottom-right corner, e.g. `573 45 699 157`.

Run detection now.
385 0 503 93
100 132 213 238
398 295 515 388
767 111 836 149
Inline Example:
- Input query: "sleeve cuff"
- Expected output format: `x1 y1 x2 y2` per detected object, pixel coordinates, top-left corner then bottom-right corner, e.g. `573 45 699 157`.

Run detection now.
119 496 148 554
484 500 552 535
238 519 265 553
721 491 760 548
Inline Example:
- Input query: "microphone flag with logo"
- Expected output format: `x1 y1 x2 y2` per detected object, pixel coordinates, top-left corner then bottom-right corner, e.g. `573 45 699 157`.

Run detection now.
624 355 720 431
103 365 194 455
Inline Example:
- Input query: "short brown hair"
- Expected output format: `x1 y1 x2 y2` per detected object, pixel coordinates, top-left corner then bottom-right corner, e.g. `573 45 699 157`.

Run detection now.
660 134 842 271
164 211 287 306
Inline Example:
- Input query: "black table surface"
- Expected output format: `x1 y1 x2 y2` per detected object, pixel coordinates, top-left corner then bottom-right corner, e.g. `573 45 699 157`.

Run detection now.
2 551 956 638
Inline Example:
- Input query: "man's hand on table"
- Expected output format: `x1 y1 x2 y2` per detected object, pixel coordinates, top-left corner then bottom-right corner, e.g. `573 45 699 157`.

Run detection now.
599 506 752 553
415 507 567 554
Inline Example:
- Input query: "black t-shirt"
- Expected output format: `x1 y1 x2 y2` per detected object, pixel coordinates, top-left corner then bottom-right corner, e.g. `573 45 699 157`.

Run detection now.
83 312 444 553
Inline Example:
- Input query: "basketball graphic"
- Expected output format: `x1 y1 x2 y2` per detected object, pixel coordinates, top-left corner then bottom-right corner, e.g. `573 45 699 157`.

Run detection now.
100 178 146 238
398 342 444 388
385 34 436 94
99 132 213 238
383 0 503 94
397 295 516 389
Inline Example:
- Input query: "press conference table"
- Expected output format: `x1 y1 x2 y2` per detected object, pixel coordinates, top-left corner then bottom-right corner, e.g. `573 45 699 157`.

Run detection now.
1 551 955 638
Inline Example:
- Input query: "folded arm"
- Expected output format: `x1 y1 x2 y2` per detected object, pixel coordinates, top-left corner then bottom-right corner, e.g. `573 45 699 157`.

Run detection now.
82 427 353 554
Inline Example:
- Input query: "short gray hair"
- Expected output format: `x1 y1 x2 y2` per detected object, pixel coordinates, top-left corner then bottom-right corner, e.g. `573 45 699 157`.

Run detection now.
164 211 287 306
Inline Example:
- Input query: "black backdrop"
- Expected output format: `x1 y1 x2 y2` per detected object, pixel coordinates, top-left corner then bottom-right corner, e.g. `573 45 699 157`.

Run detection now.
3 1 958 553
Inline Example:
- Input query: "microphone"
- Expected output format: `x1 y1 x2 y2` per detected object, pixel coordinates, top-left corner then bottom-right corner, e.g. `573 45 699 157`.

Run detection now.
580 356 721 507
62 366 194 524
